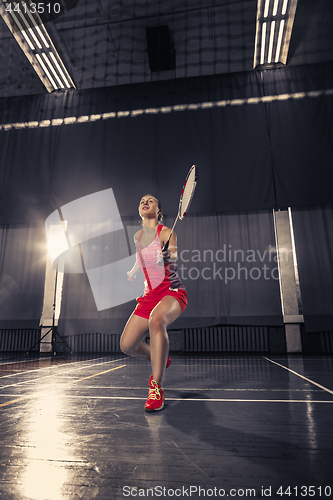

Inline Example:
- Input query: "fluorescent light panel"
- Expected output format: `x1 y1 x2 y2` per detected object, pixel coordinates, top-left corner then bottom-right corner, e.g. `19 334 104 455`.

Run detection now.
282 0 289 15
9 10 35 47
34 24 50 48
260 22 267 64
36 53 58 90
267 20 276 63
14 3 42 49
275 19 285 62
0 0 75 92
253 0 298 68
25 6 50 48
49 52 71 88
42 52 63 88
272 0 279 16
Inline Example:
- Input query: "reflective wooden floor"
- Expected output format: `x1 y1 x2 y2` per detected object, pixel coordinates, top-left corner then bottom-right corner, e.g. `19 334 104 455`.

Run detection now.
0 353 332 500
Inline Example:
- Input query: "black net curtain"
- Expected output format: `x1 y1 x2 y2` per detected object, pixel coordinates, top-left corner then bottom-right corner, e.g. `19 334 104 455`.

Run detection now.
0 61 332 333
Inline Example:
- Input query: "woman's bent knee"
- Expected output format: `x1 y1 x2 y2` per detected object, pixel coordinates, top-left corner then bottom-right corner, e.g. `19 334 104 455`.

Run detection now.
119 338 133 355
148 313 166 333
148 312 164 331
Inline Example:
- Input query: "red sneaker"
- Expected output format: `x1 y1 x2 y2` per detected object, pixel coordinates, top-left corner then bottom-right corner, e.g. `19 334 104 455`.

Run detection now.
144 380 165 412
149 356 171 387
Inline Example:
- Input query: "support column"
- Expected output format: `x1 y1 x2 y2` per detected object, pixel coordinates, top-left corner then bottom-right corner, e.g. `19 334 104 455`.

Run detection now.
273 209 303 353
39 257 64 353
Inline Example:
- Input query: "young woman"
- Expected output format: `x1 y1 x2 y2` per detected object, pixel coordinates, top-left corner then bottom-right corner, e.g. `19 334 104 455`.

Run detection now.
120 194 187 411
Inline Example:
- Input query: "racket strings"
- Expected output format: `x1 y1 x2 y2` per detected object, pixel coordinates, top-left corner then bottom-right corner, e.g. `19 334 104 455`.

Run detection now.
179 168 197 217
163 165 197 250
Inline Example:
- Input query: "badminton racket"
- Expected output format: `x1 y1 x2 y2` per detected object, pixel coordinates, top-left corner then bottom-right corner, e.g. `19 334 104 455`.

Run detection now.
163 164 197 252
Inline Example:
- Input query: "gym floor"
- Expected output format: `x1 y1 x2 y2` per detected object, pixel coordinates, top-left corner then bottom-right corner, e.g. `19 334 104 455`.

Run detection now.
0 353 332 500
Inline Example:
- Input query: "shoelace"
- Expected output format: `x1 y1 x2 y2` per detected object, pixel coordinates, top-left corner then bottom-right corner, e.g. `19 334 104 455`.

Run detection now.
148 384 161 400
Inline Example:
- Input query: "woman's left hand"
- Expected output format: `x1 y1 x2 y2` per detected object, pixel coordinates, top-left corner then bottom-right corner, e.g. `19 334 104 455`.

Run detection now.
162 249 171 262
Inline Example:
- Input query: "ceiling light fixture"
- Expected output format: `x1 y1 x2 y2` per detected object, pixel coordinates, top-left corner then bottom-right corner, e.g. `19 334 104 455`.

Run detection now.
35 53 58 90
253 0 298 69
0 0 75 92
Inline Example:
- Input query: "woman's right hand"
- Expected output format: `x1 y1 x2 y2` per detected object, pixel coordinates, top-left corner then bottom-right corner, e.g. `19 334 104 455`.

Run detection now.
127 271 136 281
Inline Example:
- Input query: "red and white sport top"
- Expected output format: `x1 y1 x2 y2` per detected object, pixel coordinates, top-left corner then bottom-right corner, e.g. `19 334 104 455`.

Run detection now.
136 224 185 295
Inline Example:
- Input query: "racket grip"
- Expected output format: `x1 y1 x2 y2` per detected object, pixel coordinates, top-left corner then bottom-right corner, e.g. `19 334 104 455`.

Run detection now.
162 239 170 252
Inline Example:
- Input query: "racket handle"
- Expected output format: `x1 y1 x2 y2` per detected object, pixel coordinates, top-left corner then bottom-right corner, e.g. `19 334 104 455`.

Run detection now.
162 239 170 252
163 215 178 252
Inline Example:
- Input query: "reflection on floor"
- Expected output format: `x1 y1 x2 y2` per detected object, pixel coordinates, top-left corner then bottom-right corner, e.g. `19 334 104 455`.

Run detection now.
0 353 332 499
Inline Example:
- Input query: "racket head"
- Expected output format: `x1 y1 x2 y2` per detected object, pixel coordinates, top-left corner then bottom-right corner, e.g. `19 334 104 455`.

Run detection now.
178 164 197 220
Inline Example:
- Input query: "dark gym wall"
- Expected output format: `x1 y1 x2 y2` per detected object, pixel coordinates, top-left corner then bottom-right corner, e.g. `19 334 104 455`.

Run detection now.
0 61 332 333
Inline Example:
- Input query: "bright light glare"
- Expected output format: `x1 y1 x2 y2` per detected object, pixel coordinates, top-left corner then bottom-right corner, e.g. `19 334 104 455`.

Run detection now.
22 461 68 500
263 0 270 17
19 391 81 500
46 222 69 265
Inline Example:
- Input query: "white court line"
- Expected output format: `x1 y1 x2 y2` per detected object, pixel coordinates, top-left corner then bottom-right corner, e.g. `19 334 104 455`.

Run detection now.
35 395 333 403
263 357 333 395
0 393 332 404
0 358 264 381
0 357 64 366
0 394 29 398
0 356 126 380
45 386 323 392
0 387 324 394
0 357 127 389
0 355 112 368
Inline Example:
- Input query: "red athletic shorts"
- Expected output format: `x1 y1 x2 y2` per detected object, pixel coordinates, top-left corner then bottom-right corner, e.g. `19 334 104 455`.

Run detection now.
133 288 188 320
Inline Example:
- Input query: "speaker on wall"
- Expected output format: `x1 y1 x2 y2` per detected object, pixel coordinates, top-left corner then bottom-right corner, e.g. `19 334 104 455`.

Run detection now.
146 25 176 72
